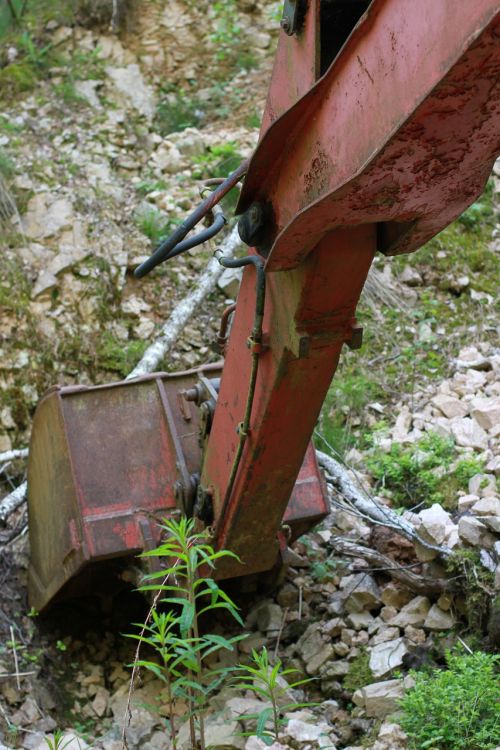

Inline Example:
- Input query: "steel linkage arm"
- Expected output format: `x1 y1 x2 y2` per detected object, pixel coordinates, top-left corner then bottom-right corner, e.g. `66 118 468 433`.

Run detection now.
200 0 500 578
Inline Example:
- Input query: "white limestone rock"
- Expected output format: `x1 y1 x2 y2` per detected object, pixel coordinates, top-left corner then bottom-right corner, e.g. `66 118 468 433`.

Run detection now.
424 604 455 630
471 495 500 517
369 637 408 678
353 678 409 717
471 397 500 431
450 417 489 450
432 394 468 419
106 64 155 119
458 515 496 548
468 474 497 497
389 596 431 628
342 573 381 613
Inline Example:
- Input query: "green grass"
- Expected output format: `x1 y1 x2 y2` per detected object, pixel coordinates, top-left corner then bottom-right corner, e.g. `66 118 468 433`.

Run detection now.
343 650 373 693
134 204 178 246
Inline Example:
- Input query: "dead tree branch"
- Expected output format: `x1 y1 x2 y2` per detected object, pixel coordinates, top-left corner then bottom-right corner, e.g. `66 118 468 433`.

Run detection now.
0 481 27 525
0 449 29 464
332 537 452 594
316 449 451 558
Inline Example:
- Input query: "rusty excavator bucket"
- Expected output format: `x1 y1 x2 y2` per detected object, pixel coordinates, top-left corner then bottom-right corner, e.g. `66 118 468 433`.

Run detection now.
27 366 326 612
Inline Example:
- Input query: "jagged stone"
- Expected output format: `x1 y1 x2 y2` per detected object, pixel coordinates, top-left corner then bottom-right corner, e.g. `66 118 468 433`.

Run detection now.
471 397 500 431
320 660 349 678
352 678 407 717
450 417 489 450
458 515 496 547
24 194 74 240
32 270 58 299
471 495 500 516
306 643 335 675
418 504 454 546
468 474 497 497
342 573 381 613
458 494 480 511
371 626 400 645
424 604 455 630
218 266 243 299
106 64 155 119
285 717 334 747
380 582 413 610
347 612 374 630
398 266 422 286
482 515 500 533
456 346 492 371
256 602 283 633
432 394 468 419
74 80 102 108
369 637 408 678
372 722 408 750
388 596 431 628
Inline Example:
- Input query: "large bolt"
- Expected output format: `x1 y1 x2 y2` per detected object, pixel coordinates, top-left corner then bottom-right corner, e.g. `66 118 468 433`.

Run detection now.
280 16 292 34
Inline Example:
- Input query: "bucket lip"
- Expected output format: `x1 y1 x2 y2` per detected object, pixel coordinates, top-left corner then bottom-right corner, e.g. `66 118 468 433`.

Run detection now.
37 361 224 403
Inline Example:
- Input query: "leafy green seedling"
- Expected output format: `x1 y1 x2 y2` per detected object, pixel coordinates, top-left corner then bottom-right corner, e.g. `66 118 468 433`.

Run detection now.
233 647 314 746
129 516 245 750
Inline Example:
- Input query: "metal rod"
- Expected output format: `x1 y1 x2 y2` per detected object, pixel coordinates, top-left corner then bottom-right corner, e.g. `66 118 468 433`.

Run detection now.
213 253 266 525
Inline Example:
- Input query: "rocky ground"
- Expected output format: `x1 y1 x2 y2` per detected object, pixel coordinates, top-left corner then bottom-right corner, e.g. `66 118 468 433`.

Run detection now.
0 2 499 750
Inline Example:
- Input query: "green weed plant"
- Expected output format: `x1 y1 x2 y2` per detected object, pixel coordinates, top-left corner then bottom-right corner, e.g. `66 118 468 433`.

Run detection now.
129 517 245 750
233 647 314 746
399 650 499 750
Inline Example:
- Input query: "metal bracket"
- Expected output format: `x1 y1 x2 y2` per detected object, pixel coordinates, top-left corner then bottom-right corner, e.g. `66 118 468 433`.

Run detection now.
280 0 303 36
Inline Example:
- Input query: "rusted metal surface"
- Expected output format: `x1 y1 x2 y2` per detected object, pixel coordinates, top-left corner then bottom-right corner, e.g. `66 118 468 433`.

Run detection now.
28 363 326 609
201 0 500 578
238 0 500 270
28 368 211 610
203 225 375 579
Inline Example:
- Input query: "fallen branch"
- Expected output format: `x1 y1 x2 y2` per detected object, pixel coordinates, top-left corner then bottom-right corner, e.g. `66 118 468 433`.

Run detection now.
316 449 451 558
332 537 452 595
127 225 242 379
0 481 27 524
0 449 29 464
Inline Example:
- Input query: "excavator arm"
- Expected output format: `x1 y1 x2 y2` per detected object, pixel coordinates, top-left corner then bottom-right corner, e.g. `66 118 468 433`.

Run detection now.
27 0 500 609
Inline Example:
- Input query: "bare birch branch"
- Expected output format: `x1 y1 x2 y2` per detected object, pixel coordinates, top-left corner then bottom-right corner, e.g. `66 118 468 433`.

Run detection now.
0 449 29 463
332 537 451 594
316 449 451 558
0 481 27 524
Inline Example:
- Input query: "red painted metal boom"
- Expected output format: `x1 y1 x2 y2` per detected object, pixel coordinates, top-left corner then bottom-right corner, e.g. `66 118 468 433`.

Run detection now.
200 0 500 576
27 0 500 609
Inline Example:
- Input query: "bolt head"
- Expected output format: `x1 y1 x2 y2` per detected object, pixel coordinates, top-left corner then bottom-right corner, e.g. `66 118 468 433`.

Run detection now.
280 16 292 34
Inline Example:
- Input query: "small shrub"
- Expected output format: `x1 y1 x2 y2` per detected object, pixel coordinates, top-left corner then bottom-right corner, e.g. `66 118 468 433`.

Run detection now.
134 204 176 246
343 650 373 693
155 90 204 135
234 647 313 746
446 549 494 632
399 651 500 750
365 432 484 509
457 180 495 232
